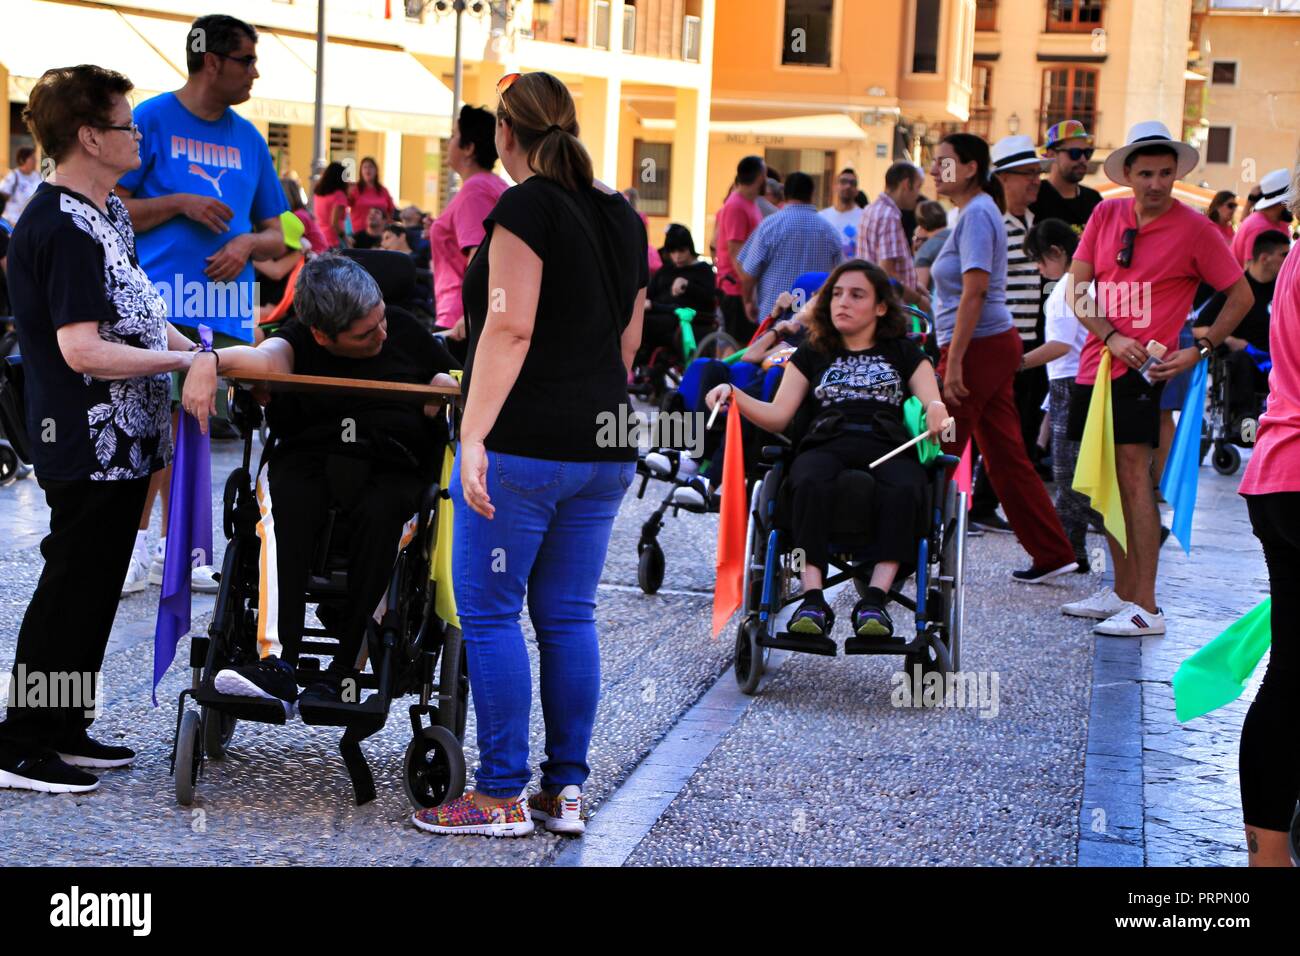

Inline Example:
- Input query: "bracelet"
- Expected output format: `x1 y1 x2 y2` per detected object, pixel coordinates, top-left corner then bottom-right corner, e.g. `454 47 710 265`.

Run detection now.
1102 329 1118 346
195 349 220 373
1195 336 1214 355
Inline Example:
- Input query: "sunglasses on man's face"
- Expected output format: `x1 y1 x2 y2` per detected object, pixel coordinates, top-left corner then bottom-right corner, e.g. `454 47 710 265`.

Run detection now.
1062 147 1095 161
1116 227 1138 269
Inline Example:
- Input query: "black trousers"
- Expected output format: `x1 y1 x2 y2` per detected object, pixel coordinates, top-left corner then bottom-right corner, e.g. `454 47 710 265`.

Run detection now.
0 475 149 761
1225 349 1268 423
789 430 926 576
1242 492 1300 831
258 451 424 672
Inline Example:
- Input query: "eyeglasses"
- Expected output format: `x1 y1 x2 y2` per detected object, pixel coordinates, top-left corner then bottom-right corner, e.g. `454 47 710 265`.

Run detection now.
1226 202 1239 211
496 72 523 95
1116 227 1138 269
1063 147 1095 161
101 122 140 135
215 52 257 71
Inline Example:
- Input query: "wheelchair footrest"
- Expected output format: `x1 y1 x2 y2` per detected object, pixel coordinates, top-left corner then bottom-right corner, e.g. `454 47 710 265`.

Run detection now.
760 631 837 656
843 634 916 656
194 687 289 725
297 695 389 727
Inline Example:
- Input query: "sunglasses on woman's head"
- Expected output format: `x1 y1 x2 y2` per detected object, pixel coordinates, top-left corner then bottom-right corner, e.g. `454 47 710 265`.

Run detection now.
1116 227 1138 269
1063 147 1095 161
496 72 523 95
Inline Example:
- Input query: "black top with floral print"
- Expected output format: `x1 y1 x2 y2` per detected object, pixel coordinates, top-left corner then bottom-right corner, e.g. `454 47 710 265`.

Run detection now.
7 183 172 481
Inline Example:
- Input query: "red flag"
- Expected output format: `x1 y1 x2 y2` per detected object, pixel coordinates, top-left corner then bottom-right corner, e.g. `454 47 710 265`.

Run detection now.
712 400 748 637
955 438 973 511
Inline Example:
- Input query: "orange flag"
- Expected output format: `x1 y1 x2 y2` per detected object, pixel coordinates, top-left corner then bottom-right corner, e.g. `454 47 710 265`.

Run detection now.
711 399 748 637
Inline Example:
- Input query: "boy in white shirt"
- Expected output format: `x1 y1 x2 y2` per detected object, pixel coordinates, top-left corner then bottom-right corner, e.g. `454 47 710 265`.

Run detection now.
1019 217 1097 572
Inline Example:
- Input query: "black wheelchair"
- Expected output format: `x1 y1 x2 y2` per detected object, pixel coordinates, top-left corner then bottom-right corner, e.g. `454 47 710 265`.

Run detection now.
0 329 32 485
1200 346 1268 476
169 386 468 809
733 445 968 695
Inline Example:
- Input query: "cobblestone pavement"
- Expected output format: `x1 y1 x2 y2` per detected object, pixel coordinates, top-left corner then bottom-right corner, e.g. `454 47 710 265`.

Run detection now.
0 436 1270 865
1138 454 1267 867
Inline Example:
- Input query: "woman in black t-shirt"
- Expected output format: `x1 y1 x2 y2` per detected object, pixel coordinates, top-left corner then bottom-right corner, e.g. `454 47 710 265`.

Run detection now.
412 72 648 839
704 261 950 648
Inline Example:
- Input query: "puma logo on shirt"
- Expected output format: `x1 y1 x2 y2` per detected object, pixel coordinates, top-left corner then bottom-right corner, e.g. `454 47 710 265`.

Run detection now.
187 164 229 197
170 136 244 169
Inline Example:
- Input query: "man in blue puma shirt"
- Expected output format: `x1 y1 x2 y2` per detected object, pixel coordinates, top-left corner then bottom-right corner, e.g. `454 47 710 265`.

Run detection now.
116 13 286 595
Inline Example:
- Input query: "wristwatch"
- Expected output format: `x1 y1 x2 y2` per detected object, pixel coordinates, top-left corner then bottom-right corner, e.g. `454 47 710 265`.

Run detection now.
1195 336 1214 358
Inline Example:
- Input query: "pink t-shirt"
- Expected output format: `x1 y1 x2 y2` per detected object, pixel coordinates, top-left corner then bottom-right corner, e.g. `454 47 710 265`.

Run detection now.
1232 210 1279 267
1214 220 1234 245
429 172 508 329
312 191 349 249
1240 247 1300 495
1075 198 1242 384
714 190 760 295
348 184 396 234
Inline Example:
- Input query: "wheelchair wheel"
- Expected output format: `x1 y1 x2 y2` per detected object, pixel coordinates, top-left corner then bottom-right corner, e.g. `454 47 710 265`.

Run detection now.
202 707 237 760
0 442 18 485
734 615 766 695
403 725 466 809
174 711 201 806
638 541 665 595
436 626 469 740
1212 443 1240 476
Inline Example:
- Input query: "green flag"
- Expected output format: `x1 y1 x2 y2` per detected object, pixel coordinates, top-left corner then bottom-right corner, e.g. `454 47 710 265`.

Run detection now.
903 396 941 466
1172 598 1272 722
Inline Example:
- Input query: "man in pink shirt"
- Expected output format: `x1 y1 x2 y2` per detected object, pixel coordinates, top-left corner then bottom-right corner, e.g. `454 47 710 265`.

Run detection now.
1232 168 1293 267
429 105 507 356
714 155 765 342
1062 121 1253 637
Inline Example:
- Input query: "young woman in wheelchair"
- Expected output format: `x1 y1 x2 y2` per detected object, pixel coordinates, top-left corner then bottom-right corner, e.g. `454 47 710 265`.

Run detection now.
704 259 949 643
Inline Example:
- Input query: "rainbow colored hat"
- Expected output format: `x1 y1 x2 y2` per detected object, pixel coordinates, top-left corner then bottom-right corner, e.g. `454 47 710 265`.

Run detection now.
1043 120 1093 151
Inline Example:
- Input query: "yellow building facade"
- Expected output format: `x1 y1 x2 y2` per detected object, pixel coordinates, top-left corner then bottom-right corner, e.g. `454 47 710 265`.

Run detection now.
1185 0 1300 197
971 0 1194 190
0 0 715 240
706 0 978 231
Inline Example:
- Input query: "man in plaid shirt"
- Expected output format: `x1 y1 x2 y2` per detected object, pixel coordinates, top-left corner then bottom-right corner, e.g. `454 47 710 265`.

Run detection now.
857 161 928 309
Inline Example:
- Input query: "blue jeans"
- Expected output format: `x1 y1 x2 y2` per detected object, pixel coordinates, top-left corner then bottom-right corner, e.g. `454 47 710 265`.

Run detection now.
450 448 634 798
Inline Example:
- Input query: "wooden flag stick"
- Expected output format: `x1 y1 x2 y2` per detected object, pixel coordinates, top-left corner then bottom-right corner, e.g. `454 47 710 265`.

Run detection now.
868 419 953 470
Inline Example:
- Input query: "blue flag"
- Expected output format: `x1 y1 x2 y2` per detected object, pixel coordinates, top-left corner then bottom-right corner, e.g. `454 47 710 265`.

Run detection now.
1159 357 1209 555
152 327 214 703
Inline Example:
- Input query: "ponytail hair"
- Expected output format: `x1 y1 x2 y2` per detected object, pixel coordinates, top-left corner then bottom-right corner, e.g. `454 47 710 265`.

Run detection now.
940 132 1005 214
497 71 594 193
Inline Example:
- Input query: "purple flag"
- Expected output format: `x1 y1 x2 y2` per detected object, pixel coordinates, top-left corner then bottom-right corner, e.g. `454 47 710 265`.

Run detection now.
152 326 214 703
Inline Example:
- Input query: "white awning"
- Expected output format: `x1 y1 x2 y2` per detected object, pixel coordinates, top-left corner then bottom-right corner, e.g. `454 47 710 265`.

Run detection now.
277 34 453 137
707 113 868 144
0 0 184 102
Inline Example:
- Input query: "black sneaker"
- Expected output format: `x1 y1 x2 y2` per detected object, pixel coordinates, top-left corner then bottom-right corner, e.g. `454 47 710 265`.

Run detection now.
298 671 349 708
970 511 1013 534
850 599 896 639
50 730 135 769
214 656 298 704
1011 560 1079 584
0 751 99 793
789 597 834 636
1074 556 1092 574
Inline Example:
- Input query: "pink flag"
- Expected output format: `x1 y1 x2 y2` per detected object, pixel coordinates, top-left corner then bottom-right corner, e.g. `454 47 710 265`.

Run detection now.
956 439 973 511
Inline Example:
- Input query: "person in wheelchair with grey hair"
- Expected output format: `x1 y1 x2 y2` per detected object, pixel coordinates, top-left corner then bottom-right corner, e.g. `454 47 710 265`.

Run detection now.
180 254 458 709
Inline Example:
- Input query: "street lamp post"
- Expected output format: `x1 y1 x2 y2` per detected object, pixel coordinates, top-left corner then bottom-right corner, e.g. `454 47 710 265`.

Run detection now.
310 0 327 180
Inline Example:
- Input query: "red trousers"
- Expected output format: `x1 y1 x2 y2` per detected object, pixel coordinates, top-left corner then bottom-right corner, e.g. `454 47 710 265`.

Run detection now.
938 327 1076 569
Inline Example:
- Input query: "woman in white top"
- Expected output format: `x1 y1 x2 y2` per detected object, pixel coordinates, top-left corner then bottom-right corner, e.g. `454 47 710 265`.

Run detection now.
1019 217 1096 571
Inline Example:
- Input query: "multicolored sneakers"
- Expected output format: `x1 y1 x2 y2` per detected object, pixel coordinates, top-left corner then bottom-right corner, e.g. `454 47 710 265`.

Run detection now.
789 597 834 636
528 785 585 835
410 792 534 837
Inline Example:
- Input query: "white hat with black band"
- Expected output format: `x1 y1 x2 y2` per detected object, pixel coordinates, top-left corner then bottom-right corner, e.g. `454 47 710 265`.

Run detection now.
1103 120 1199 185
1252 168 1293 212
990 135 1051 175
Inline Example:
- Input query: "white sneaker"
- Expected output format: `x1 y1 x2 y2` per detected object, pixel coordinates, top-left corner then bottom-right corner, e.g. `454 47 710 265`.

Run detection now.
121 555 150 596
1093 602 1165 637
528 784 585 835
644 451 674 477
672 477 710 510
148 539 165 586
1061 586 1126 620
191 565 221 594
676 455 700 479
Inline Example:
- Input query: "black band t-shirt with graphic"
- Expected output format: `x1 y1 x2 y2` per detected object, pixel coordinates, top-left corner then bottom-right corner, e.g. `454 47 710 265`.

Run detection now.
790 335 928 427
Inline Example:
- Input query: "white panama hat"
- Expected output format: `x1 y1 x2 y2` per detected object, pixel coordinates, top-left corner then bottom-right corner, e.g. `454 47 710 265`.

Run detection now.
1103 120 1199 185
1252 168 1293 212
990 135 1051 175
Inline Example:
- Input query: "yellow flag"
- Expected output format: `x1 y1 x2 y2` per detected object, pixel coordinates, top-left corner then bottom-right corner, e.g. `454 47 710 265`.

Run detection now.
430 369 461 629
1072 349 1127 553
